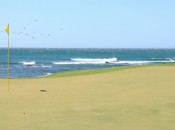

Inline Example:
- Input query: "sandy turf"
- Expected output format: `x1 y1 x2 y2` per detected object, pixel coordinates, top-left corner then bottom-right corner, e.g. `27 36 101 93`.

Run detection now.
1 65 175 130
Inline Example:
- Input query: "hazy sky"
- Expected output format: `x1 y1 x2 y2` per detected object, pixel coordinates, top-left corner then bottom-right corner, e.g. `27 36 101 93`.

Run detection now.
0 0 175 48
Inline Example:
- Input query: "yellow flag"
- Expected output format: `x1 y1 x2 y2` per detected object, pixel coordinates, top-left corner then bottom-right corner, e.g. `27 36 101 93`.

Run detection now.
4 24 9 35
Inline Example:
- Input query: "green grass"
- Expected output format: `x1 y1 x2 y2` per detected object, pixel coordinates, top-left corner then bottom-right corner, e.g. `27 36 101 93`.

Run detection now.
45 63 175 78
45 65 143 78
1 64 175 130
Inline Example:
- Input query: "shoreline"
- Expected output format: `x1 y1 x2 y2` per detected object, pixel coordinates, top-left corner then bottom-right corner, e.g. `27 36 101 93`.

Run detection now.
0 63 174 79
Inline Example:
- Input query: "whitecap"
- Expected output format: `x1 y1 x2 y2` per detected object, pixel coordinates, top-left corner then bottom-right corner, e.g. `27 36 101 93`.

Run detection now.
52 61 107 65
41 65 52 68
71 57 117 63
19 61 36 66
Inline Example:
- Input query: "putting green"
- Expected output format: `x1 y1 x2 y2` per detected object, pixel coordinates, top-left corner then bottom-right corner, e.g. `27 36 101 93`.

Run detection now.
0 65 175 130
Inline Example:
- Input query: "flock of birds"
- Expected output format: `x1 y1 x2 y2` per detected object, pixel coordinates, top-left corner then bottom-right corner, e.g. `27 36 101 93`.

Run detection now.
0 20 63 40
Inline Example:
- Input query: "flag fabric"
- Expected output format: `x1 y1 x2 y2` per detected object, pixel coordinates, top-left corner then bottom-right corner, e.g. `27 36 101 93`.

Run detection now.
4 25 9 35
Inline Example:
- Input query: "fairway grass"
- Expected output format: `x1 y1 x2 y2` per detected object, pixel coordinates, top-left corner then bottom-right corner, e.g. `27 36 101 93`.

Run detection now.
1 65 175 130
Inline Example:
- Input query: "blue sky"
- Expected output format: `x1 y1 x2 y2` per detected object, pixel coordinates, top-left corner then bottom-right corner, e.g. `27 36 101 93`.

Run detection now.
0 0 175 48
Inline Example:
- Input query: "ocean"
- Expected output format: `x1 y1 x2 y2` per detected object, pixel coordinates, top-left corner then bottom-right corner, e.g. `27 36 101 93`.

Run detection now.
0 48 175 78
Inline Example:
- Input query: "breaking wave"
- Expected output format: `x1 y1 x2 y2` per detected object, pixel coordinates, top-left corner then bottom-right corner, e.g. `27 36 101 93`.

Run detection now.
39 73 53 77
52 58 175 65
53 58 116 65
41 65 52 68
19 61 36 65
71 58 117 62
150 58 173 61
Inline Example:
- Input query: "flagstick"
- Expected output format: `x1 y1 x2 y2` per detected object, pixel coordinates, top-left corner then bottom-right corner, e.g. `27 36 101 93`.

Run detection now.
7 24 10 91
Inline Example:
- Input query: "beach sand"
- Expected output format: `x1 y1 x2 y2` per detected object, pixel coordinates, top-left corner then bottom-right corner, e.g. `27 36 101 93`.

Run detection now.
1 65 175 130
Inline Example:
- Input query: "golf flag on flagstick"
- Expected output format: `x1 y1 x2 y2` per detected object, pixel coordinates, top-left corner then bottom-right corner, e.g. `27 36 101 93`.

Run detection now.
4 24 10 91
4 25 9 35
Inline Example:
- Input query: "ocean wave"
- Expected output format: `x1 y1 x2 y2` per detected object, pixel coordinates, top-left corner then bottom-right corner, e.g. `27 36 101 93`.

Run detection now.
44 73 52 76
52 60 175 65
41 65 52 68
117 60 175 65
71 58 117 62
150 58 173 61
52 61 108 65
19 61 36 65
116 61 151 65
53 58 117 65
31 65 40 68
40 73 53 77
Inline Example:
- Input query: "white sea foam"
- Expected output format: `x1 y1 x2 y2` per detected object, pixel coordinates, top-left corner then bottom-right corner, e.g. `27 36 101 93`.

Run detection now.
115 61 151 65
52 59 175 65
71 58 117 62
53 58 117 65
118 60 175 65
39 73 53 77
44 73 52 76
52 61 107 65
150 58 173 61
20 61 36 65
41 65 52 68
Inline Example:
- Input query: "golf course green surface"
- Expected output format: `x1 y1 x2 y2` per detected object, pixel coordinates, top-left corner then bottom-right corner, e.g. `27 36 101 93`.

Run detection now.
1 65 175 130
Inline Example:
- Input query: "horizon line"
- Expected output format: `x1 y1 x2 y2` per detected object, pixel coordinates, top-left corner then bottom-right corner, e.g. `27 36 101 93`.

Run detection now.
1 47 175 49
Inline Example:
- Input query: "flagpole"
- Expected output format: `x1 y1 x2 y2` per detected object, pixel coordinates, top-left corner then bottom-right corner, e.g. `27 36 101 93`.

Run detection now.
7 24 10 91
